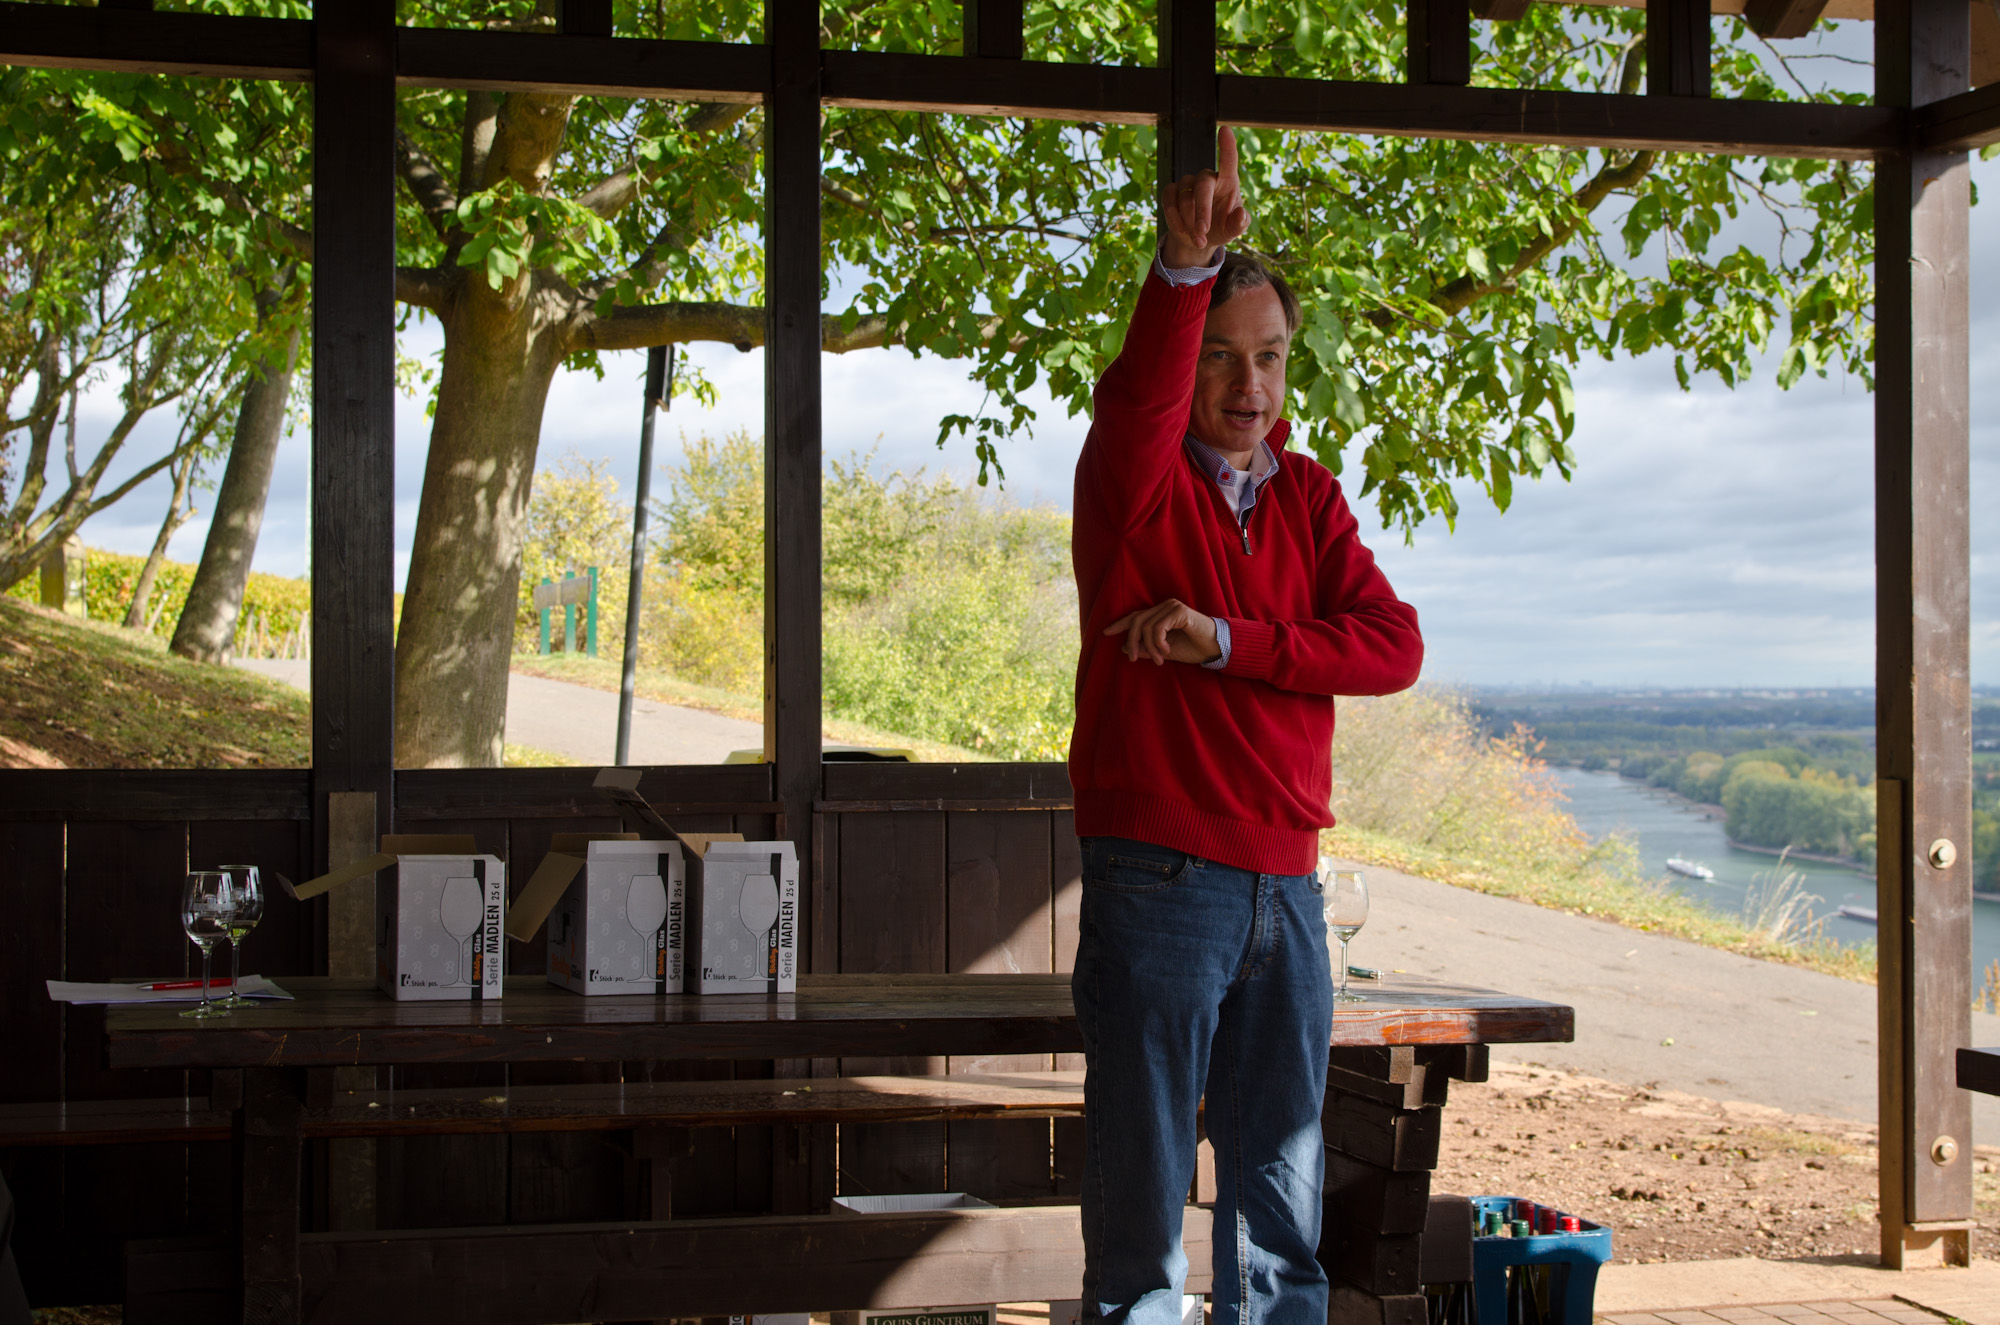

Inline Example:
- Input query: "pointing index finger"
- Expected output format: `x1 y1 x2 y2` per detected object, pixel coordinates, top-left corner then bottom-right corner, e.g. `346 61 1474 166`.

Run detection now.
1217 125 1239 190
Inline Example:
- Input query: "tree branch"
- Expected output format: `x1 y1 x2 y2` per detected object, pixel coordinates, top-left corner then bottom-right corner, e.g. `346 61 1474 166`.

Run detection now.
577 169 639 219
396 130 461 239
569 300 1021 357
459 90 501 194
397 266 455 312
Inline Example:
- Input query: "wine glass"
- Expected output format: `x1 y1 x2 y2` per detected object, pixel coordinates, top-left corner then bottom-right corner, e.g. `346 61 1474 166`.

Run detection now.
1322 863 1369 1004
179 871 235 1020
439 875 484 986
215 864 263 1010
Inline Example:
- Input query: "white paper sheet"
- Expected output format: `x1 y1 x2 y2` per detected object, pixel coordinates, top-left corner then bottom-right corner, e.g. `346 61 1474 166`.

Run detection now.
45 974 295 1004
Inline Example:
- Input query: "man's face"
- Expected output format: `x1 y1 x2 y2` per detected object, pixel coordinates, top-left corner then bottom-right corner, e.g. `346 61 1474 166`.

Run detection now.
1189 281 1290 461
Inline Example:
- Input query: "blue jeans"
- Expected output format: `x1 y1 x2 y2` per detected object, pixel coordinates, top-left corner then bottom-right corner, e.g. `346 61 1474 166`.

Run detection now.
1073 836 1334 1325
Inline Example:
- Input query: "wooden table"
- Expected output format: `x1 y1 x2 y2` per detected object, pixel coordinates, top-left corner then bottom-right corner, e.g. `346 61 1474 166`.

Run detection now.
104 972 1573 1325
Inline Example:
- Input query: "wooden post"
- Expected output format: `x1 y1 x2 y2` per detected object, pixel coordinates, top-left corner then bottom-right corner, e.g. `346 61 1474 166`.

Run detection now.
963 0 1023 60
1406 0 1471 88
311 0 396 870
1875 0 1974 1272
763 0 823 877
1158 0 1217 190
1645 0 1710 98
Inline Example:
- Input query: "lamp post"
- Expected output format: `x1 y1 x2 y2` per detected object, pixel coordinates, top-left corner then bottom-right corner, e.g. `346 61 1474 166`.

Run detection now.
616 343 671 765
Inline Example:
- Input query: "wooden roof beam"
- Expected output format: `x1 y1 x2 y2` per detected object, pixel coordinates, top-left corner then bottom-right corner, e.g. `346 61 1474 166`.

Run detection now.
1915 78 2000 149
0 0 311 80
1744 0 1833 39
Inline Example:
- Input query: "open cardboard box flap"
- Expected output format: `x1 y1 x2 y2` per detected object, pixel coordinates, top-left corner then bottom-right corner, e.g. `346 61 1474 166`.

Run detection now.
282 835 481 901
590 767 744 857
503 831 642 944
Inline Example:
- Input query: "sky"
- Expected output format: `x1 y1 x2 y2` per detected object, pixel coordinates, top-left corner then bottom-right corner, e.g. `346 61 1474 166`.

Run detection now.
36 51 2000 690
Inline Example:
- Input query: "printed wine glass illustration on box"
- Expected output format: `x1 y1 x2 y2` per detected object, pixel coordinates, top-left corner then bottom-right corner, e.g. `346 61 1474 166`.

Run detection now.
439 875 484 986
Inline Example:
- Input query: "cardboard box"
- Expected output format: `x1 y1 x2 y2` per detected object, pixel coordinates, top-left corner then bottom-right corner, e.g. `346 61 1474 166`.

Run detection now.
593 768 799 995
504 833 686 994
283 835 505 1002
831 1194 998 1325
685 836 798 995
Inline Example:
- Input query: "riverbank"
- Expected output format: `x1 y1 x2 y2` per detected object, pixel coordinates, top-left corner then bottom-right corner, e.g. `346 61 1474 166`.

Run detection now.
1725 835 1874 877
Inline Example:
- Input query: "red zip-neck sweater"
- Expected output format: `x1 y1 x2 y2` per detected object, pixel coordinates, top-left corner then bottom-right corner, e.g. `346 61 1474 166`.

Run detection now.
1069 268 1425 875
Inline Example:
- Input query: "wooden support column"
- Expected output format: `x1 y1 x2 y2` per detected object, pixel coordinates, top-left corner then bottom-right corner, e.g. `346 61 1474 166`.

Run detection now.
238 1070 305 1324
311 0 396 874
1406 0 1471 87
963 0 1023 60
1158 0 1217 190
1645 0 1710 98
763 0 823 891
1874 0 1974 1273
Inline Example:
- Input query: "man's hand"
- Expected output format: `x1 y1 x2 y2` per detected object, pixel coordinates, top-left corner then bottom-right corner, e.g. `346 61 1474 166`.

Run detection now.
1105 599 1222 667
1158 125 1249 270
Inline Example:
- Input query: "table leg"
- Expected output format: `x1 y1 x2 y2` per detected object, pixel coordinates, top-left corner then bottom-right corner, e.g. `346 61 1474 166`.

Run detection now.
236 1069 304 1325
1319 1045 1486 1325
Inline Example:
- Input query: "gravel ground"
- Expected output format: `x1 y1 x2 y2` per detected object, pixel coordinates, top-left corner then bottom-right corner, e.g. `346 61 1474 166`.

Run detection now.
1437 1058 2000 1265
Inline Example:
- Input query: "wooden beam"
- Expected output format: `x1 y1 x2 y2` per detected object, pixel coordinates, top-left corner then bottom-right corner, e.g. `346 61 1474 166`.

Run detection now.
821 50 1164 123
312 0 398 879
0 0 312 79
297 1206 1214 1322
1158 0 1217 186
555 0 612 38
1744 0 1831 40
1915 79 2000 151
1218 74 1894 158
1471 0 1533 18
1875 0 1974 1274
1407 0 1472 87
394 26 767 100
963 0 1024 60
0 769 311 821
763 0 823 905
1647 0 1711 97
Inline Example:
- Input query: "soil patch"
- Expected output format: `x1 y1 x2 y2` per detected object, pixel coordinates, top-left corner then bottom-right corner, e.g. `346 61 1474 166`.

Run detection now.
1438 1059 2000 1263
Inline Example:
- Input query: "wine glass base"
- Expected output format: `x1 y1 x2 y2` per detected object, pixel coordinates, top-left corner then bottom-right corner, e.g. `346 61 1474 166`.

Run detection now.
1332 991 1368 1004
215 996 254 1010
178 1003 229 1019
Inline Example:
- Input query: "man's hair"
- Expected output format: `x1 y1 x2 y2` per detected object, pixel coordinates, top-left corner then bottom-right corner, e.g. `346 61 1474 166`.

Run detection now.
1209 250 1300 339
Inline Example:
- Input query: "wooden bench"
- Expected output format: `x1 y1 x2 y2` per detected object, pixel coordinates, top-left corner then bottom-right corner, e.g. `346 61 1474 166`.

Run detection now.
0 1072 1087 1148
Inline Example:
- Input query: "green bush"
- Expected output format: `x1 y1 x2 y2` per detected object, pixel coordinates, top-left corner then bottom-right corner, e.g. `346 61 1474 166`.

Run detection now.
6 546 311 656
1721 760 1874 858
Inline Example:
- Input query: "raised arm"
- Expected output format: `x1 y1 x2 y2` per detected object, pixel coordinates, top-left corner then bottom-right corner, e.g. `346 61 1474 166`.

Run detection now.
1077 128 1251 533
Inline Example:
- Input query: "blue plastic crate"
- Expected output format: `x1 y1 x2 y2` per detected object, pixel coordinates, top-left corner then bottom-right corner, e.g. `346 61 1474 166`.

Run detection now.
1468 1196 1613 1325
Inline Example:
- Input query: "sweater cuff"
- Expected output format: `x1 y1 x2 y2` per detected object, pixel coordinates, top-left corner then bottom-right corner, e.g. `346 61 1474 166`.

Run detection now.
1219 617 1276 681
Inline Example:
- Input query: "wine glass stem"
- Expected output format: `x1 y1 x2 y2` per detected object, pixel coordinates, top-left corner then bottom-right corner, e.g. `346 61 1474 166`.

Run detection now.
1337 937 1351 998
199 943 213 1014
229 935 243 998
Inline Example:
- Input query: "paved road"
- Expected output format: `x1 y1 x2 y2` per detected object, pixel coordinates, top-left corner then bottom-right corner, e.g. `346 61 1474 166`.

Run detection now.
232 659 764 764
1343 853 2000 1134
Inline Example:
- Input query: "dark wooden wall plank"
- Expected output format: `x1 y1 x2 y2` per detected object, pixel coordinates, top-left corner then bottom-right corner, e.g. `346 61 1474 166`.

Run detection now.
945 811 1055 1200
821 762 1072 803
1 822 66 1104
838 810 948 1196
394 764 774 819
0 769 311 821
64 821 190 1101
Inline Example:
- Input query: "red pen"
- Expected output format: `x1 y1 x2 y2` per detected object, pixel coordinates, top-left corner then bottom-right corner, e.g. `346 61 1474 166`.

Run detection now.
137 978 236 991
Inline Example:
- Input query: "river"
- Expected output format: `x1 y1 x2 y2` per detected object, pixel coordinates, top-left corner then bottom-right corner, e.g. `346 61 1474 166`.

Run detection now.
1550 766 2000 980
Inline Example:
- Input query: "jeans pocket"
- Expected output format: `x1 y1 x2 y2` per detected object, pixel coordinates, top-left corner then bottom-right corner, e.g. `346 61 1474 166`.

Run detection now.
1083 846 1195 894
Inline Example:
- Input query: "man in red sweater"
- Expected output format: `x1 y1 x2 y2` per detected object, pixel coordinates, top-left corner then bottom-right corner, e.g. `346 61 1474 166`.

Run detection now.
1069 128 1423 1325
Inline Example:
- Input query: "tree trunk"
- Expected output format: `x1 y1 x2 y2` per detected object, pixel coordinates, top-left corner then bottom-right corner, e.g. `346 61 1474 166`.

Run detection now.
124 450 198 631
171 323 301 662
392 279 571 767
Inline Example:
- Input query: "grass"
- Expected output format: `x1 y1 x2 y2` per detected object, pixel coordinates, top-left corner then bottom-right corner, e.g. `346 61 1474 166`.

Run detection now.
509 650 992 764
1322 821 1877 983
0 596 309 768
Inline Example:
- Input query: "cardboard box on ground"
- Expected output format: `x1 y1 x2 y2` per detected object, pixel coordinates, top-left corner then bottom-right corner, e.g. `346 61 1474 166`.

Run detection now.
830 1195 1001 1325
285 836 505 1002
507 769 799 995
505 834 686 994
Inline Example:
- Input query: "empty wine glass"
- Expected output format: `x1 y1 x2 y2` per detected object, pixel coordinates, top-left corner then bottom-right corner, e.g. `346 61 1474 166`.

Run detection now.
215 864 263 1010
180 871 235 1019
1322 863 1369 1005
439 875 484 987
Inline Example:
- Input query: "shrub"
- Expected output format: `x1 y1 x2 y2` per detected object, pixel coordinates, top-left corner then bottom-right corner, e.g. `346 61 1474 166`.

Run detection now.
7 547 311 656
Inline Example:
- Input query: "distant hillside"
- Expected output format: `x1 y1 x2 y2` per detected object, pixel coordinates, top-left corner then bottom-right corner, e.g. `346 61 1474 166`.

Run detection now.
0 596 310 768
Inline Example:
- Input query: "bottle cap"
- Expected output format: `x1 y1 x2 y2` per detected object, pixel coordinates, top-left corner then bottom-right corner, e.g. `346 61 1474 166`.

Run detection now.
1510 1219 1532 1238
1559 1216 1581 1232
